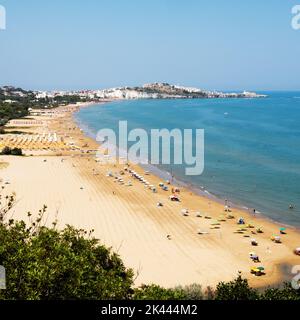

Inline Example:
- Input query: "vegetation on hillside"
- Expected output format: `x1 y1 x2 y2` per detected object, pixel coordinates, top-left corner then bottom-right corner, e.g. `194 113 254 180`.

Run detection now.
0 86 87 128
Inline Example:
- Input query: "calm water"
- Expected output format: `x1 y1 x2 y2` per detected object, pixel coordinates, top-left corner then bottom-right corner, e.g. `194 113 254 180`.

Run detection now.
75 92 300 226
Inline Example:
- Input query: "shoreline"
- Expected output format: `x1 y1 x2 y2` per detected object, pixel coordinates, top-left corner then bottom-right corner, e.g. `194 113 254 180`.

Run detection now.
1 102 300 288
73 101 300 232
69 102 300 287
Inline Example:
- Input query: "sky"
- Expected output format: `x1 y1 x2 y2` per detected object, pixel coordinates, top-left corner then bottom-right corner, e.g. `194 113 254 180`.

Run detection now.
0 0 300 91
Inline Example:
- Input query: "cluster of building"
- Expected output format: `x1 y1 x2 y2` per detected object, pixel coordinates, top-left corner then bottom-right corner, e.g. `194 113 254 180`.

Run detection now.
1 83 266 104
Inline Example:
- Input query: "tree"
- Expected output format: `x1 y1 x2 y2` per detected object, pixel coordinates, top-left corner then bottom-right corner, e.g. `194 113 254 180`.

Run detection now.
214 273 259 300
261 283 300 300
133 284 187 300
1 146 12 155
174 284 205 300
0 147 23 156
10 148 23 156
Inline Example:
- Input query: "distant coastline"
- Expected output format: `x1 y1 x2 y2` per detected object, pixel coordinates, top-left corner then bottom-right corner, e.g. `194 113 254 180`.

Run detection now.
31 82 267 101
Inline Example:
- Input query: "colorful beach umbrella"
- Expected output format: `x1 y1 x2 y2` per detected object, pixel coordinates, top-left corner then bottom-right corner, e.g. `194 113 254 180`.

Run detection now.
257 266 265 271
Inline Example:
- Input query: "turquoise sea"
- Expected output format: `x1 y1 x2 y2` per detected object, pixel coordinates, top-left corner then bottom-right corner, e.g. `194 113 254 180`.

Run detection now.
75 92 300 227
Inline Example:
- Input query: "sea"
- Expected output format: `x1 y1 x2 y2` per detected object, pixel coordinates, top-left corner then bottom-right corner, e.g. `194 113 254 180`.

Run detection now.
75 92 300 227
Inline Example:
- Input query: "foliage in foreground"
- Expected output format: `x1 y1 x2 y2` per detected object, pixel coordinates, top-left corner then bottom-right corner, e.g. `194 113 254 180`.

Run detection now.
0 198 134 300
215 273 259 300
133 284 187 300
0 192 299 300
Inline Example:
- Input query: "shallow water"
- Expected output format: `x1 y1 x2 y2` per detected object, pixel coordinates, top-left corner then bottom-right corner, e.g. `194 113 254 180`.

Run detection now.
75 92 300 226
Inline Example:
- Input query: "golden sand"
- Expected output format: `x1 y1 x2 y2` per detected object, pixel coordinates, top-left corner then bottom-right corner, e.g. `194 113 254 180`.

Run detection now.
0 103 299 289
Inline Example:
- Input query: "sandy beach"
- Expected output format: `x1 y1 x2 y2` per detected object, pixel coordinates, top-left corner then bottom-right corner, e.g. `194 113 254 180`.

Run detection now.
0 103 299 289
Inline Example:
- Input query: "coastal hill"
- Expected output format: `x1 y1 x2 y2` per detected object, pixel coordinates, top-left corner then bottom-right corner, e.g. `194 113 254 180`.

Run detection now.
93 83 266 100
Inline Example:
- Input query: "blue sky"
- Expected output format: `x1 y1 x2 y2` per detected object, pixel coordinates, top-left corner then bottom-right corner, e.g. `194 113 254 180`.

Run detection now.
0 0 299 91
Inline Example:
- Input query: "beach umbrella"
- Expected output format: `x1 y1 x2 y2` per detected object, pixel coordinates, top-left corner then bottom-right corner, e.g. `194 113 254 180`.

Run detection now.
251 238 258 246
181 209 189 216
218 215 226 221
197 230 209 235
257 266 265 271
279 228 286 234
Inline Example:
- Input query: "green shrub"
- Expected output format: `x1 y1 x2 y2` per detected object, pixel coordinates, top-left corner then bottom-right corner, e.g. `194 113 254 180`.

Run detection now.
175 284 205 300
214 274 259 300
261 283 300 300
133 284 187 300
10 148 23 156
0 147 23 156
0 203 134 300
